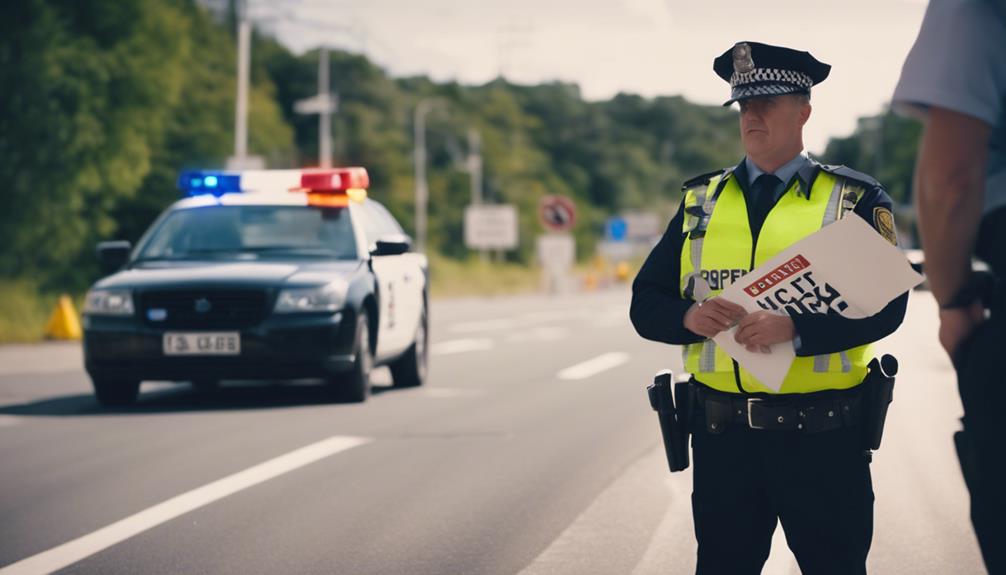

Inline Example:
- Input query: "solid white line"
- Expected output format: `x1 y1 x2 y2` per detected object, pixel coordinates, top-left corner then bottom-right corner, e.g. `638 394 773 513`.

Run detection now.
557 352 630 381
0 435 370 575
430 338 494 355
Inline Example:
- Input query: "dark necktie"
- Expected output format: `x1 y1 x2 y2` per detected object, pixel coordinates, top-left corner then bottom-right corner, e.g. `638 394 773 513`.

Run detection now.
750 173 782 238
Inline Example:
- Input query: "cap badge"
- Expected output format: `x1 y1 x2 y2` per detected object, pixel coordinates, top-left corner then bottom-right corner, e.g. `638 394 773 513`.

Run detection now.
733 43 755 74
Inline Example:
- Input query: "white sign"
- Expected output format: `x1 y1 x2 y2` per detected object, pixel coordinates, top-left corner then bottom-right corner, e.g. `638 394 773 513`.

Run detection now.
712 216 924 391
464 204 519 250
225 155 265 170
537 234 575 270
622 212 663 240
294 94 339 114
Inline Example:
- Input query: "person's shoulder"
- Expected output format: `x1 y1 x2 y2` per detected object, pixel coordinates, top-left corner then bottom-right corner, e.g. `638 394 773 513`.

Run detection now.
681 168 729 191
818 164 883 191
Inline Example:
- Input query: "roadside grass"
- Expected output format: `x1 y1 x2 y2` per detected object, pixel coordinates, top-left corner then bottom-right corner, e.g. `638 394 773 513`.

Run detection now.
427 253 544 298
0 281 69 344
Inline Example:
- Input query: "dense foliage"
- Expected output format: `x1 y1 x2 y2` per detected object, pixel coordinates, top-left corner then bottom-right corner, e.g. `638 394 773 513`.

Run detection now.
1 0 920 289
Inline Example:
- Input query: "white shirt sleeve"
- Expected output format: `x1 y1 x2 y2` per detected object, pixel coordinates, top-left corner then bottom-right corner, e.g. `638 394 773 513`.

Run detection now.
892 0 1006 127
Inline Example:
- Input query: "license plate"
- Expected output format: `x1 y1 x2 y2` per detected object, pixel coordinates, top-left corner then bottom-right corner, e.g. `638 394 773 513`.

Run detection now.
163 332 240 356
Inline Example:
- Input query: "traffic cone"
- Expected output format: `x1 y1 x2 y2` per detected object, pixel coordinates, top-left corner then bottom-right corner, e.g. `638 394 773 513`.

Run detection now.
615 261 631 282
45 295 82 340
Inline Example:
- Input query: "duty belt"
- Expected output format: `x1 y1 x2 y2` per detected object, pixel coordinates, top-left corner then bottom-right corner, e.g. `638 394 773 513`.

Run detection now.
694 384 865 434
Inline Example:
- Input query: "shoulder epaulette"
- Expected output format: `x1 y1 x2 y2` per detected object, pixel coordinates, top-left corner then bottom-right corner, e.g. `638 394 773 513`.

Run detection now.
681 168 727 191
818 164 883 190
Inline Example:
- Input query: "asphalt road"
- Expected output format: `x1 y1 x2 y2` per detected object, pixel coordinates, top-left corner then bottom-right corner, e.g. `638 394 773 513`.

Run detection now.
0 289 985 574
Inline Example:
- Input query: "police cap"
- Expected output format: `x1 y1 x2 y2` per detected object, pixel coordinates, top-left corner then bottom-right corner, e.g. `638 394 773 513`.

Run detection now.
713 42 831 106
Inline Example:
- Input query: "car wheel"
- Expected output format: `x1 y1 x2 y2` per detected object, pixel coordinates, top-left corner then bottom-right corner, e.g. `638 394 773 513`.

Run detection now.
390 305 428 388
332 310 372 402
92 378 141 407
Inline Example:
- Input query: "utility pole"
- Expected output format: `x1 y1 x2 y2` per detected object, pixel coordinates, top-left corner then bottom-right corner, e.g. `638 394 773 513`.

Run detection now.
467 129 482 206
293 47 339 167
413 100 436 252
233 0 251 165
318 47 333 168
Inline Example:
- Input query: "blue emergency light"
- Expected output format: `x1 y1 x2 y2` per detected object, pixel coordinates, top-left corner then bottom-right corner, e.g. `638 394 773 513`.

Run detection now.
177 171 242 197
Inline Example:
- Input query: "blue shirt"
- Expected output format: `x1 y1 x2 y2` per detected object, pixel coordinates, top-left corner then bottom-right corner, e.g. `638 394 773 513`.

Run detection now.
893 0 1006 217
745 153 809 191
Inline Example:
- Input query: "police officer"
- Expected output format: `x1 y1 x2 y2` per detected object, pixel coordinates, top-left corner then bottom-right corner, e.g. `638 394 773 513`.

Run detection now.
893 1 1006 571
630 42 909 575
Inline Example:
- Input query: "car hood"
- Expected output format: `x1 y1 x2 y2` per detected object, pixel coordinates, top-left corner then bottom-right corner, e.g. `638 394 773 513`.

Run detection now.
93 260 364 290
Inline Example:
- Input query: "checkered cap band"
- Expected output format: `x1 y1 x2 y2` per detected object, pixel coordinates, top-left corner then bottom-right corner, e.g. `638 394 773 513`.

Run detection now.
730 68 814 90
730 83 807 103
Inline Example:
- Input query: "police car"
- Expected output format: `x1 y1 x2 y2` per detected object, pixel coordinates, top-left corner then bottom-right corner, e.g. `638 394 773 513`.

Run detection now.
82 167 428 406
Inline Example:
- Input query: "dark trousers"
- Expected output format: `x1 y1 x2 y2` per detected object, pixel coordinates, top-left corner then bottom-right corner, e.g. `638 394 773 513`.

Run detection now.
960 209 1006 574
955 297 1006 574
691 419 873 575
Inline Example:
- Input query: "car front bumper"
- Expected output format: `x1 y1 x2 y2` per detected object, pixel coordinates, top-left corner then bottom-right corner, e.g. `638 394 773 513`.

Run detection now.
83 311 356 382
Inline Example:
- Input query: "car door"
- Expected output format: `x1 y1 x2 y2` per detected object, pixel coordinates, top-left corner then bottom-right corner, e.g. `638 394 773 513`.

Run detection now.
355 200 411 360
367 201 426 354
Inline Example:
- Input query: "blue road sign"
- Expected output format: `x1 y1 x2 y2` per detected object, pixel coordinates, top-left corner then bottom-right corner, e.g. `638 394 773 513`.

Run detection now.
606 217 628 242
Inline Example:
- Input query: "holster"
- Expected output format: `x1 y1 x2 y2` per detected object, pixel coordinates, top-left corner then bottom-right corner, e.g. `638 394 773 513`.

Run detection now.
862 354 898 453
647 370 693 472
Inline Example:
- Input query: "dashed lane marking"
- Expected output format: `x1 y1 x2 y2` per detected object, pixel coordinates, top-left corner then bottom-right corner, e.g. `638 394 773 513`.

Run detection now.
557 352 630 381
0 435 371 575
430 338 494 355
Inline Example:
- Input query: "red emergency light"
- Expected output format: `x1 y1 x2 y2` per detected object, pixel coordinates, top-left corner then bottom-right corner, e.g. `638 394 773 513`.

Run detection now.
300 167 369 193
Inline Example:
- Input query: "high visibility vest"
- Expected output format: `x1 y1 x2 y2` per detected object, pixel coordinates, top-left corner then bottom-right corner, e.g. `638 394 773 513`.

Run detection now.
679 166 871 394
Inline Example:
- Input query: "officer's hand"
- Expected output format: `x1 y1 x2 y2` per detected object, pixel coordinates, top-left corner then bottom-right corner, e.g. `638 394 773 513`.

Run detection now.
939 302 985 362
734 311 795 353
684 297 747 338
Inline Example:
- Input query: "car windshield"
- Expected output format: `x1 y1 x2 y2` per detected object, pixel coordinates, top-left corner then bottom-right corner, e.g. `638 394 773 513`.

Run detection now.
135 205 357 261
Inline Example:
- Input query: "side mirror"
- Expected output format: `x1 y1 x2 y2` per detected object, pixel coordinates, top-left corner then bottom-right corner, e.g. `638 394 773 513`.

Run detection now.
372 234 411 257
97 241 132 275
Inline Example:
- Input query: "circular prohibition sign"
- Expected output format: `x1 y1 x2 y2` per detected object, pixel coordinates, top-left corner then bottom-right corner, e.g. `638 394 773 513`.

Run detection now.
539 195 577 233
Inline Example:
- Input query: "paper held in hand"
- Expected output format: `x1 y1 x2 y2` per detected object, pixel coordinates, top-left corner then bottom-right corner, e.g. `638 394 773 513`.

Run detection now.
711 215 924 391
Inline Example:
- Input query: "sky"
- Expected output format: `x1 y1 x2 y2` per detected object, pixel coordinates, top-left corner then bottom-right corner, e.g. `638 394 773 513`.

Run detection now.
259 0 930 154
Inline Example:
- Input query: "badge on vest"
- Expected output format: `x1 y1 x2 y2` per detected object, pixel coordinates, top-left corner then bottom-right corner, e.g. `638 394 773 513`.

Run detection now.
873 207 897 246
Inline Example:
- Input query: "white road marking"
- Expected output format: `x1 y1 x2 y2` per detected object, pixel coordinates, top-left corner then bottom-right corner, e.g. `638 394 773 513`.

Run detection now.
505 326 569 343
0 435 370 575
762 521 799 574
0 415 21 427
557 352 630 381
430 338 494 355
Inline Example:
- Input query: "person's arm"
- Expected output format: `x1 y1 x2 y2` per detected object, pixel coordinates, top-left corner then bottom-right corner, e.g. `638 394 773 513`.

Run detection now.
630 200 704 345
741 186 909 356
916 108 991 305
917 108 991 357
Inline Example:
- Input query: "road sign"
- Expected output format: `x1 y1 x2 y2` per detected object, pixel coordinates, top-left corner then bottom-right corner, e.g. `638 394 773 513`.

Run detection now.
225 155 265 170
622 212 662 241
537 233 575 270
539 195 577 232
464 204 519 250
294 94 339 115
605 217 628 242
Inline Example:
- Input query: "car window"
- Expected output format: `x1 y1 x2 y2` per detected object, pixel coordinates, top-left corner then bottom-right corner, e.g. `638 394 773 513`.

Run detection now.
136 206 357 260
357 200 405 249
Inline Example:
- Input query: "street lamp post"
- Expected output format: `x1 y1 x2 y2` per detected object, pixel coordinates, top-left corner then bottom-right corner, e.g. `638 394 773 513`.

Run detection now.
413 99 438 253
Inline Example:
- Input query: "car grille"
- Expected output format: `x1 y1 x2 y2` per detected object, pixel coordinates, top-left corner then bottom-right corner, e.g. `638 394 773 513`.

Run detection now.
140 289 271 329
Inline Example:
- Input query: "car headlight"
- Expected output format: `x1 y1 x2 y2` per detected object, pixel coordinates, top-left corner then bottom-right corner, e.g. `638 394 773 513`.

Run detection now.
84 289 135 316
274 281 348 313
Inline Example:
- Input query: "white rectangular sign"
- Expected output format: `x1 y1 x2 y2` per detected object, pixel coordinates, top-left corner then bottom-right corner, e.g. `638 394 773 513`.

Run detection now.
464 204 519 250
712 216 924 391
537 234 576 271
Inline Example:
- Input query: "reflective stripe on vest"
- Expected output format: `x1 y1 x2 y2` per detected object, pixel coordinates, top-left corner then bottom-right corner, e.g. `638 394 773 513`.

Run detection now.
679 169 871 394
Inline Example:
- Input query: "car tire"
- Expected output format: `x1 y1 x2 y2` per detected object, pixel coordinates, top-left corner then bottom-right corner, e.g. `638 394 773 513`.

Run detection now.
92 379 141 407
390 305 428 388
332 310 372 403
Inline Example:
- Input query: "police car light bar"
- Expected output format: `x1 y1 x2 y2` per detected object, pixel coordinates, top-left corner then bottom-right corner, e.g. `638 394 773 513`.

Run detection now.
177 171 242 197
298 167 369 207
